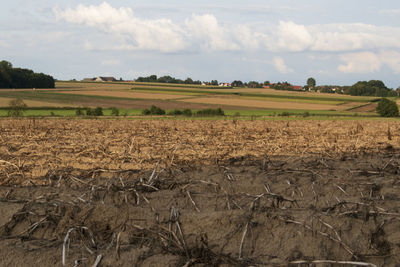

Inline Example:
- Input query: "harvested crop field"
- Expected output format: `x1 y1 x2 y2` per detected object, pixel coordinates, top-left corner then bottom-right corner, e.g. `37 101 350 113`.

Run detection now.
58 90 192 100
1 119 400 266
179 96 345 111
0 97 75 108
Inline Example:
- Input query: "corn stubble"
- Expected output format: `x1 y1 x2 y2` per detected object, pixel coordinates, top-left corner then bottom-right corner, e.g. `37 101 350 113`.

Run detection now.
0 119 399 266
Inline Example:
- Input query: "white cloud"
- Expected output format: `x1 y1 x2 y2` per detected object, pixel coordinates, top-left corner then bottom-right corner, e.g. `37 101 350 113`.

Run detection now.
379 50 400 74
54 2 400 56
54 2 187 52
338 52 381 73
309 23 400 52
185 14 239 51
274 21 313 52
338 50 400 74
272 57 292 73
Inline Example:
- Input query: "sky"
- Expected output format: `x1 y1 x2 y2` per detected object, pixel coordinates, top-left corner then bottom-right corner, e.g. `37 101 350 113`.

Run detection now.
2 0 400 87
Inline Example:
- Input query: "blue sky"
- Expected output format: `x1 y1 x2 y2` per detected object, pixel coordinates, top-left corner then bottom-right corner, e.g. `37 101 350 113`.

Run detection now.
2 0 400 87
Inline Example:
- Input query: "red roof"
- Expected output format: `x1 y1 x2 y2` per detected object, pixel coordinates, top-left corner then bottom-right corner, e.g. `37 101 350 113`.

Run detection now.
292 86 302 90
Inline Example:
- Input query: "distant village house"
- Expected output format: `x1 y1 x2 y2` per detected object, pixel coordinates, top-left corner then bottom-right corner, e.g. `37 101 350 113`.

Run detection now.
82 77 117 82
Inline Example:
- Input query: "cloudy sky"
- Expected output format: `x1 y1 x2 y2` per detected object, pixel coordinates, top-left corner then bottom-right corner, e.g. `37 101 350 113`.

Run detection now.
2 0 400 87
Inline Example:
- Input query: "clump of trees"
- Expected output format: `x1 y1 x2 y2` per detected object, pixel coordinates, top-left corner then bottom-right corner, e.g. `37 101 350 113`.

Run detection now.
76 107 104 116
142 105 166 115
142 106 225 117
0 61 55 89
376 98 399 117
270 82 294 91
195 108 225 117
136 75 202 85
345 80 396 97
110 107 119 116
168 109 192 116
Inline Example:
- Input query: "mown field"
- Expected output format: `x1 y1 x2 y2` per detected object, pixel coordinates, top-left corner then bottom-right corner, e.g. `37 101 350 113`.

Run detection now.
0 119 399 266
0 81 389 118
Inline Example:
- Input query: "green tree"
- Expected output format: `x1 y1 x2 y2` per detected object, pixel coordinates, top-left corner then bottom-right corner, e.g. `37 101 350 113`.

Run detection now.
111 107 119 116
7 98 27 117
184 77 193 84
307 77 316 88
94 107 103 116
210 80 218 86
376 98 399 117
347 80 396 97
75 107 84 116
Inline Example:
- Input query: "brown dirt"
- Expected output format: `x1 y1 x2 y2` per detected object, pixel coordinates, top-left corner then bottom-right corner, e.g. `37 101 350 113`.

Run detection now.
350 103 379 113
58 90 192 100
178 96 341 111
1 154 400 266
1 119 400 266
0 97 77 108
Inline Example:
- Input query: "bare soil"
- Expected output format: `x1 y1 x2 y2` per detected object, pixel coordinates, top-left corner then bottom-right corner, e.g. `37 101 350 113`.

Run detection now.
1 119 400 266
1 154 400 266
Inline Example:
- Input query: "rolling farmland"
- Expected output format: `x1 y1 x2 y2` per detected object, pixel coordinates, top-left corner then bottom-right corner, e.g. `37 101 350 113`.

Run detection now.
0 81 386 118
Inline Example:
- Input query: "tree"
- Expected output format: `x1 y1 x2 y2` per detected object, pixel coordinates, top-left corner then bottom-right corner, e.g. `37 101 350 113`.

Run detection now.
307 77 316 88
111 107 119 116
376 98 399 117
184 77 193 84
75 107 84 116
346 80 396 97
94 107 103 116
231 80 244 87
0 61 55 89
7 98 27 117
248 81 262 88
210 80 218 86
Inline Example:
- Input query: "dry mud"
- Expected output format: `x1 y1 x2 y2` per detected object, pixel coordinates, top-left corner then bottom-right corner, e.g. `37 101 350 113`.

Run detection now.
1 119 400 266
1 154 400 266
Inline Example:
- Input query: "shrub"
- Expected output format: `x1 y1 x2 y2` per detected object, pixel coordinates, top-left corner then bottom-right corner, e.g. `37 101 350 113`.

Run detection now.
7 98 27 117
150 105 165 115
376 98 399 117
111 107 119 116
75 108 84 116
142 105 166 115
279 111 291 116
182 109 192 117
86 107 95 116
94 107 103 116
195 108 225 117
168 109 183 115
142 109 151 115
167 109 193 116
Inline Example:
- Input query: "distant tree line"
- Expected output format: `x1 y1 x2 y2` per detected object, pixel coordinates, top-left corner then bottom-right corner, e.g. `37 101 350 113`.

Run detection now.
344 80 396 97
142 105 225 117
0 61 55 89
136 75 202 85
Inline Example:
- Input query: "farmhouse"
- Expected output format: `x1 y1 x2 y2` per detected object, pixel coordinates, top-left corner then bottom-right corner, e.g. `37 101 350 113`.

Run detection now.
292 85 303 90
94 76 117 82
